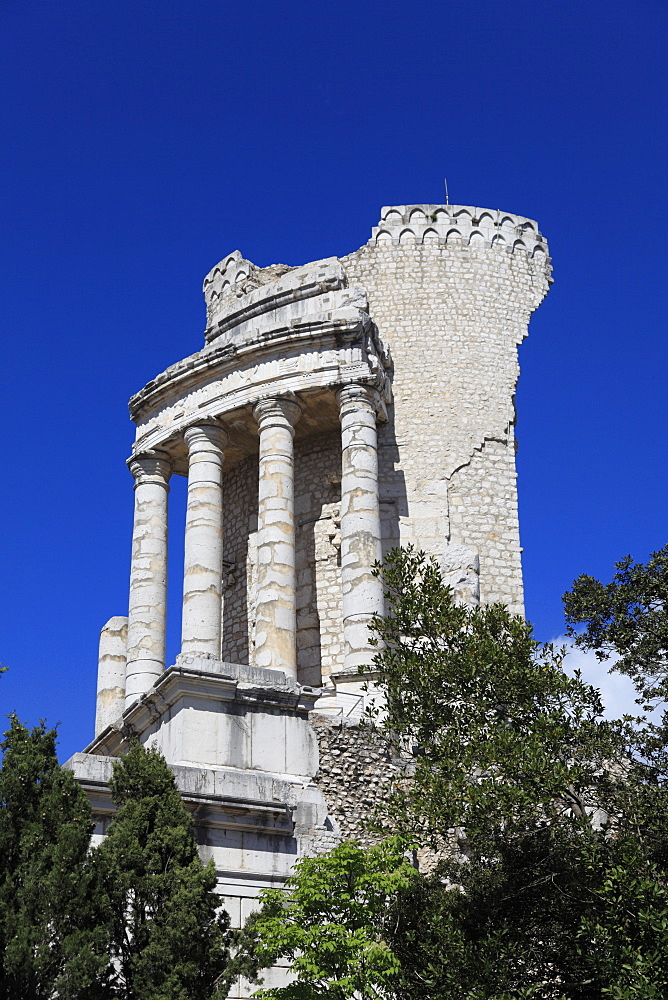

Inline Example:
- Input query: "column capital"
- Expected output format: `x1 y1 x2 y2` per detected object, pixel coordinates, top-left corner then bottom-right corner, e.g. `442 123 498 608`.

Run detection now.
127 450 172 489
336 383 381 416
183 421 228 455
253 396 302 434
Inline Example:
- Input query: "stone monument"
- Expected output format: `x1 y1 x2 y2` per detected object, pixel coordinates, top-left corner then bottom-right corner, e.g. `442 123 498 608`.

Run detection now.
66 203 551 996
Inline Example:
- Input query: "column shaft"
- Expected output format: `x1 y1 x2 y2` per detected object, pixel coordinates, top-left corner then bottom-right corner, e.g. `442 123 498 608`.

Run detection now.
125 452 171 707
338 384 384 672
253 397 301 677
95 616 128 735
181 423 227 656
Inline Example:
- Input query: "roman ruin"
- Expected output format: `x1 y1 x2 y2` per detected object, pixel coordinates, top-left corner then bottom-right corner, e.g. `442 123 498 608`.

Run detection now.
66 202 551 996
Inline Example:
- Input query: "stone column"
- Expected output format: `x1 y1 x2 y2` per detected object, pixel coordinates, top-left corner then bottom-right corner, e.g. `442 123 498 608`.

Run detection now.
181 422 227 657
337 384 384 672
253 397 301 677
125 451 172 707
95 616 128 735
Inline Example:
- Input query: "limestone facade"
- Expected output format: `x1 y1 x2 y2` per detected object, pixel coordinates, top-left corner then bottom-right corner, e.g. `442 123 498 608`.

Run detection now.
66 202 551 997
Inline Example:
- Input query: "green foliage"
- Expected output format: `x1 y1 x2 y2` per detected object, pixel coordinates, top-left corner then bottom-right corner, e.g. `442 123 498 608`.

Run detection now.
239 838 418 1000
0 729 238 999
389 823 668 999
580 859 668 998
561 544 668 994
92 741 233 1000
242 548 668 999
0 716 104 1000
564 543 668 705
369 547 624 850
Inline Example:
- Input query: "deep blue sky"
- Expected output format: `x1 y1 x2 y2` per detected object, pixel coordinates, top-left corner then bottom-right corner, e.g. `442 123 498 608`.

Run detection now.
1 0 666 760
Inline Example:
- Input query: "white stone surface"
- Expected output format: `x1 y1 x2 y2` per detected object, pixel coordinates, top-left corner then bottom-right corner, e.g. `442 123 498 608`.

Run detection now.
89 658 321 776
127 256 390 454
440 543 481 606
80 199 552 997
119 201 550 695
69 657 337 1000
181 423 227 656
337 384 384 674
342 204 551 615
125 452 171 707
370 204 546 256
95 616 127 736
253 398 301 677
202 256 366 348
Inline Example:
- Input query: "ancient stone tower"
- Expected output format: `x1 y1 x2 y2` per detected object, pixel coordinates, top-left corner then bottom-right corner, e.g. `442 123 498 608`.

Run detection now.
67 203 551 995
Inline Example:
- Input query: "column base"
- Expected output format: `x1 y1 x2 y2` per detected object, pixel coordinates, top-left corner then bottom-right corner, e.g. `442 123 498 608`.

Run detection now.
124 658 164 710
314 670 385 724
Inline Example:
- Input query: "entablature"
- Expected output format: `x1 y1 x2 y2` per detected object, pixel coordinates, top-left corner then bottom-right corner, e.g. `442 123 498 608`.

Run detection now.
128 255 392 465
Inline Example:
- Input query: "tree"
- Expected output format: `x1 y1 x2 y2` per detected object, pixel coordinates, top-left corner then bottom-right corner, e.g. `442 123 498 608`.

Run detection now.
0 716 105 1000
362 548 648 998
563 543 668 706
91 741 233 1000
369 546 623 850
241 548 668 998
561 545 668 996
239 838 418 1000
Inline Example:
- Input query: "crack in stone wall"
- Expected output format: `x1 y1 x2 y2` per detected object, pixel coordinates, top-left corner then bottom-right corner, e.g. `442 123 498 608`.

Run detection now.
448 435 524 610
341 237 549 614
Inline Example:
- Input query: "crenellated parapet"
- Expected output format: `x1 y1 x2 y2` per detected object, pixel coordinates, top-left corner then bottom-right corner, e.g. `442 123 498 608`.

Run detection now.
202 250 294 331
202 257 371 349
371 203 550 261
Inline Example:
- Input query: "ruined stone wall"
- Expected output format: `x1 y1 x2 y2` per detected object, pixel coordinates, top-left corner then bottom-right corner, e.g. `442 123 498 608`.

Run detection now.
341 234 550 615
215 211 551 673
310 714 402 846
447 435 523 606
310 714 464 877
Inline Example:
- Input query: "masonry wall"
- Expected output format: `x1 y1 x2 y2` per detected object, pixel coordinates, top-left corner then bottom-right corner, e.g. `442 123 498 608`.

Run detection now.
219 223 549 678
221 434 344 686
310 715 402 846
341 237 550 614
221 454 257 665
447 435 524 606
294 432 343 688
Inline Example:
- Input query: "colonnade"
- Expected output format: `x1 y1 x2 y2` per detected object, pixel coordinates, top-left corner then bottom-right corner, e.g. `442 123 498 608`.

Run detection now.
122 385 384 707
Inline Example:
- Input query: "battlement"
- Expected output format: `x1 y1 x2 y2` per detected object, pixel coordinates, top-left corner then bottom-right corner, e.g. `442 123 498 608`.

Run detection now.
370 204 548 256
202 250 294 331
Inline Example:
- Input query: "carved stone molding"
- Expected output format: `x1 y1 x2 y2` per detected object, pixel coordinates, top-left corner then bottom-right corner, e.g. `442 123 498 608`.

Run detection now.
127 450 172 489
252 395 302 435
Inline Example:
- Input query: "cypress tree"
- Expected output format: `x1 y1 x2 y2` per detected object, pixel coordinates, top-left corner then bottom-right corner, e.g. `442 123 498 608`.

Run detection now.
0 716 104 1000
93 742 233 1000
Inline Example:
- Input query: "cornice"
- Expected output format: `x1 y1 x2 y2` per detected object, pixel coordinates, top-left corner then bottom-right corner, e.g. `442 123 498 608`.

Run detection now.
128 306 373 423
84 658 322 757
369 203 549 256
203 257 349 343
65 754 297 835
